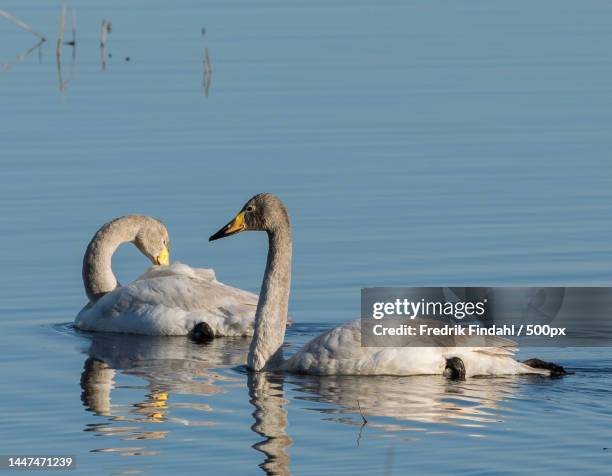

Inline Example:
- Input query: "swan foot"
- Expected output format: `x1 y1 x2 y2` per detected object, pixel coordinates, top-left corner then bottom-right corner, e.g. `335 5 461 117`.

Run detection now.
444 357 466 380
523 358 567 376
191 322 215 342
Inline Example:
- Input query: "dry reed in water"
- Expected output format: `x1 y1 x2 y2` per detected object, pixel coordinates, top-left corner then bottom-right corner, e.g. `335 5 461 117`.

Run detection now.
100 19 111 71
55 6 77 93
0 9 45 71
56 5 66 58
201 28 212 97
203 47 212 96
0 9 46 41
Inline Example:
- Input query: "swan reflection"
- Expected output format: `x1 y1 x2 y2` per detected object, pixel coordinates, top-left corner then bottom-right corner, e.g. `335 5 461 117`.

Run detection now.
289 373 519 433
245 371 520 475
77 328 521 473
79 331 250 455
249 373 292 476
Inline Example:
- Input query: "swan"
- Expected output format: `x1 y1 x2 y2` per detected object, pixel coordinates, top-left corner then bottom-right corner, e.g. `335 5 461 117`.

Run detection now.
75 215 257 337
209 193 567 377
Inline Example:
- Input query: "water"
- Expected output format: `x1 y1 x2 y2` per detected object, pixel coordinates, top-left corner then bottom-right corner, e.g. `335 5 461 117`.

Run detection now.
1 0 611 474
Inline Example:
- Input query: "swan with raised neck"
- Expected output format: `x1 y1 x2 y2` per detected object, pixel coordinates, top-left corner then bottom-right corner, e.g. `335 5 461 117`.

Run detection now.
210 193 291 371
82 215 170 302
209 193 567 377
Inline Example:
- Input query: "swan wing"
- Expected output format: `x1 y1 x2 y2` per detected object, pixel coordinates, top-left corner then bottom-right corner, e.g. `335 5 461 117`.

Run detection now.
134 262 217 282
75 263 257 336
283 320 536 376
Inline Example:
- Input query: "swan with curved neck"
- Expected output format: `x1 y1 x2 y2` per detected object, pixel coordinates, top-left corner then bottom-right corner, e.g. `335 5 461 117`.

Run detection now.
75 215 258 337
210 193 567 377
83 215 170 302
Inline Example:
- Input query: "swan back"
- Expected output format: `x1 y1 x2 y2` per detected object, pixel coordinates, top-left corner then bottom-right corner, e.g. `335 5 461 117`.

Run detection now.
76 263 258 336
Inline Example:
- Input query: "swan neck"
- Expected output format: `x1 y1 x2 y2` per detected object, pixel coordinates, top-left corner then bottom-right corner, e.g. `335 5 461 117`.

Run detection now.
248 226 292 371
82 217 142 302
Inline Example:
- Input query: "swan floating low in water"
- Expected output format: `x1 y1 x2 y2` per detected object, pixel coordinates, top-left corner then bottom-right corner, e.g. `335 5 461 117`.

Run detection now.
75 215 257 337
210 193 566 377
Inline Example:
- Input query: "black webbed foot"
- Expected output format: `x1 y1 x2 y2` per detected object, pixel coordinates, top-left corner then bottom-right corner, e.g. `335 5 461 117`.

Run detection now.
191 322 215 342
444 357 466 380
523 358 567 376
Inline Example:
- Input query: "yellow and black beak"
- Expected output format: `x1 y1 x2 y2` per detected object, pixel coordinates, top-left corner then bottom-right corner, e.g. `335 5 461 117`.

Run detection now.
209 211 246 241
154 246 170 266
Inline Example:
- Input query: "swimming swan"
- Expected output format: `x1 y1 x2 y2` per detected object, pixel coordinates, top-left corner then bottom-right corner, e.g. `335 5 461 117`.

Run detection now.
209 193 566 377
75 215 257 337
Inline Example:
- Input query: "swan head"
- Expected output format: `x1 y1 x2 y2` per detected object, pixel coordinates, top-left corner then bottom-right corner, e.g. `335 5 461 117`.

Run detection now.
209 193 290 241
134 217 171 266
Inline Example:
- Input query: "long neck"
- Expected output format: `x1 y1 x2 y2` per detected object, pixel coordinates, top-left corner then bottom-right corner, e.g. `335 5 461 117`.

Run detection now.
248 225 292 371
82 217 143 302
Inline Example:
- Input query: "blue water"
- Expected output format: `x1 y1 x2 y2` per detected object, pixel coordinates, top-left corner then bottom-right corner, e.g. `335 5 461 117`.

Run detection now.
1 1 611 474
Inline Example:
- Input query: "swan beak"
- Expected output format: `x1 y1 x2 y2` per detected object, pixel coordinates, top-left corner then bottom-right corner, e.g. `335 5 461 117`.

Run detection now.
154 246 170 266
209 211 246 241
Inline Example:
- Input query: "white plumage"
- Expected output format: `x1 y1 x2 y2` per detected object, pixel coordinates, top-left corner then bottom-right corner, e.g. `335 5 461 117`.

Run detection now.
76 262 257 336
280 319 546 376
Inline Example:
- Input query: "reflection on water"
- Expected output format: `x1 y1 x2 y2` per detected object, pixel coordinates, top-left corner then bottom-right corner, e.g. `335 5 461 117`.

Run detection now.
2 6 214 95
77 328 528 474
290 374 517 434
79 331 250 456
249 373 291 476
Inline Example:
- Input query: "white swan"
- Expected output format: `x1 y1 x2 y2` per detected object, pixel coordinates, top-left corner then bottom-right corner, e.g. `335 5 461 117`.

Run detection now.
209 193 566 377
75 215 257 337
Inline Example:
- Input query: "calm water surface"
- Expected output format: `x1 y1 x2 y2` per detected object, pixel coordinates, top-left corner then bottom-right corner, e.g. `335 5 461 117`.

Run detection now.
1 1 611 474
